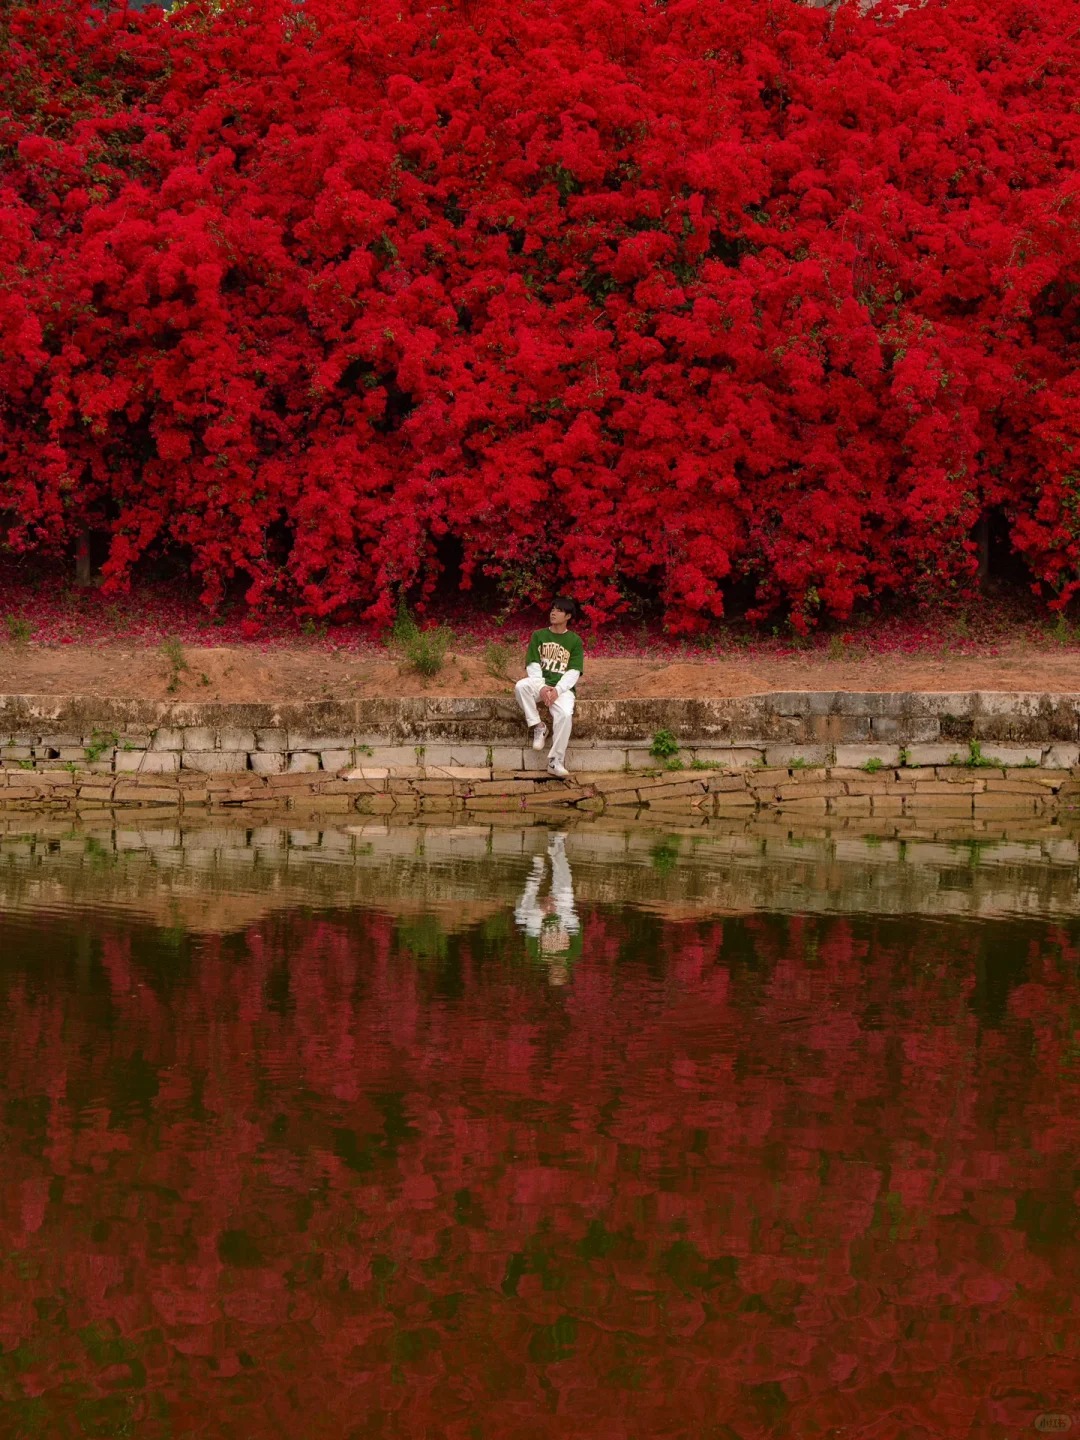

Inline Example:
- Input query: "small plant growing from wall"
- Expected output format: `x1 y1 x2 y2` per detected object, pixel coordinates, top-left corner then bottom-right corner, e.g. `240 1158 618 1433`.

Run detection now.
649 728 680 763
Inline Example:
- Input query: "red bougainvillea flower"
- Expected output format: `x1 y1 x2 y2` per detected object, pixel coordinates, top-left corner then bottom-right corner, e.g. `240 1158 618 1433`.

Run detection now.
1 0 1078 629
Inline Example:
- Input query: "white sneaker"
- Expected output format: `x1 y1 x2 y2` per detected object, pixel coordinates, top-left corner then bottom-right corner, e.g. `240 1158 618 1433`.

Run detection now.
547 758 570 779
530 723 548 751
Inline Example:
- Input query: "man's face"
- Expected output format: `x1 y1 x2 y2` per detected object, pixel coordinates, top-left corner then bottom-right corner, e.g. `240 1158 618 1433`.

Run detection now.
549 605 570 628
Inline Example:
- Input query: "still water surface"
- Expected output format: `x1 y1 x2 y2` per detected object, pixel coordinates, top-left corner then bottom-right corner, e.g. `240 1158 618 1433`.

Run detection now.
2 821 1079 1438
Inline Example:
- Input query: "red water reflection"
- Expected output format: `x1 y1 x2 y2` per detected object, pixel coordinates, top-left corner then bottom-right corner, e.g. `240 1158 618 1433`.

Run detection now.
1 906 1078 1438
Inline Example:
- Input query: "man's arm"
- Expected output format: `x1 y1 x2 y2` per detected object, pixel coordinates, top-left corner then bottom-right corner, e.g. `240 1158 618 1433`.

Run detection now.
524 630 543 682
553 636 583 694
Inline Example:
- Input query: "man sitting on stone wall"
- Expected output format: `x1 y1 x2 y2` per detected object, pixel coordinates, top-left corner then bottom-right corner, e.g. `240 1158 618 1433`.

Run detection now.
514 596 584 779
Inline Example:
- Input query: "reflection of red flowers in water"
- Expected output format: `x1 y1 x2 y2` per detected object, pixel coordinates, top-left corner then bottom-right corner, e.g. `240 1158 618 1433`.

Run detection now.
0 908 1078 1437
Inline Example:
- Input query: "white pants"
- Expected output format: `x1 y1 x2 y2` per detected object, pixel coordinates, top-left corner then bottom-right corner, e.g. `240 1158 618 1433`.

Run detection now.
515 677 575 765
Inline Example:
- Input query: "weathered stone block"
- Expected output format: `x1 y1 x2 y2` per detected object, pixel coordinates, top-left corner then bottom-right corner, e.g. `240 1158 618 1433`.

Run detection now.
183 728 217 751
625 749 658 770
388 777 420 794
361 746 425 768
489 746 525 770
567 747 627 772
255 728 289 752
289 733 364 753
586 774 646 794
181 752 250 773
150 728 184 751
833 744 901 768
982 777 1047 795
1044 744 1080 769
638 780 708 801
809 714 869 742
903 744 961 767
114 784 179 804
523 788 588 807
355 794 397 814
465 795 524 811
140 751 180 774
767 692 813 716
250 752 285 775
287 752 320 773
837 692 905 717
468 779 539 796
1004 768 1070 787
218 729 256 752
776 780 845 800
764 745 831 767
871 716 940 742
321 750 352 772
690 748 762 768
747 767 790 788
78 784 114 801
918 693 978 717
419 795 461 811
975 744 1043 767
972 794 1039 813
709 791 756 809
419 743 490 766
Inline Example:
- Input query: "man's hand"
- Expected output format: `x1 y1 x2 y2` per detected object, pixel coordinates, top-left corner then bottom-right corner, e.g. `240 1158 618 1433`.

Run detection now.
539 684 559 707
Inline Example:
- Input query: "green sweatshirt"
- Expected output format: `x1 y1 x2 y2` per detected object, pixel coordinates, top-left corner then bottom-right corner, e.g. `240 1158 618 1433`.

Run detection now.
526 629 585 689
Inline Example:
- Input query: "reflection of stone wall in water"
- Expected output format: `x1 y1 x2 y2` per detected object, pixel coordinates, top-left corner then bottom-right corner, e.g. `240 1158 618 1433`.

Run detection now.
0 817 1078 934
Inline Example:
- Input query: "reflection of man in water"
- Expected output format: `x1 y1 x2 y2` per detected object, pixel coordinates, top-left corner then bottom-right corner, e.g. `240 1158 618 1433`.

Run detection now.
514 832 582 985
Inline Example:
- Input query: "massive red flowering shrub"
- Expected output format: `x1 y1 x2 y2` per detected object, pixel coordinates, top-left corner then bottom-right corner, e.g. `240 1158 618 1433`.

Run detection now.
1 0 1078 628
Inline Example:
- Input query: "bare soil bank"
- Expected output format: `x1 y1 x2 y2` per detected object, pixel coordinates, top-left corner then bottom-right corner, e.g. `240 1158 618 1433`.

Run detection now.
2 641 1079 703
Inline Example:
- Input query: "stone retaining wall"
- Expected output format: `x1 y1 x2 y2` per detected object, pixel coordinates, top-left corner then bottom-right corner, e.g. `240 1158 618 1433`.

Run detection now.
3 687 1080 756
1 756 1078 822
1 690 1079 819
